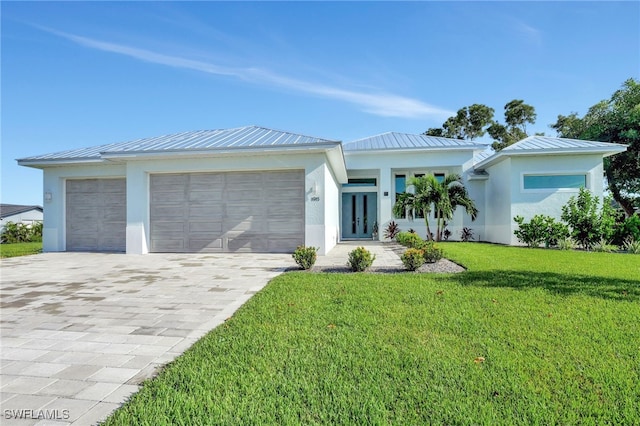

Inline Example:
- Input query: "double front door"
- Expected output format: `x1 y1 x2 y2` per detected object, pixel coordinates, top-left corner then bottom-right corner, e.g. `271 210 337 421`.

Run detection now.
342 192 377 239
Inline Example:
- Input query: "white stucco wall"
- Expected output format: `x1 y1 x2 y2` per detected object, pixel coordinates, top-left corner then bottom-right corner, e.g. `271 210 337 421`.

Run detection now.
323 163 340 252
484 158 512 244
41 164 127 252
40 151 341 255
507 154 604 245
344 149 479 241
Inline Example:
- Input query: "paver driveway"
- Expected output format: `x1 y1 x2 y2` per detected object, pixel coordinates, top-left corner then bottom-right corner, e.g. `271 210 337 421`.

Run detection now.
1 252 296 425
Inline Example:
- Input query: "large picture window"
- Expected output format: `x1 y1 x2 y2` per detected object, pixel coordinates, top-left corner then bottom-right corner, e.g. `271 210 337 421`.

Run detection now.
523 174 586 190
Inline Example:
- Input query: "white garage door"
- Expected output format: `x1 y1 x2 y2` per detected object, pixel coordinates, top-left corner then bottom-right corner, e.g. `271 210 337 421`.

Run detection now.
66 178 126 252
150 170 305 253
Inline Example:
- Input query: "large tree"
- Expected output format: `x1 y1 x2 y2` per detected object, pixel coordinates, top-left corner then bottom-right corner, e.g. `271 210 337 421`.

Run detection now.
488 99 537 151
550 78 640 216
425 100 537 151
425 104 494 140
392 174 478 241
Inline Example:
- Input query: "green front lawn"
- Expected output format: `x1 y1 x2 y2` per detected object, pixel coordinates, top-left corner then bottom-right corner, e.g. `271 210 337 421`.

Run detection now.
105 244 639 425
0 241 42 258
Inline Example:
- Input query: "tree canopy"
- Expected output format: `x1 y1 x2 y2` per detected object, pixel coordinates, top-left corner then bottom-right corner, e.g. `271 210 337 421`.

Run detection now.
425 100 537 151
551 78 640 216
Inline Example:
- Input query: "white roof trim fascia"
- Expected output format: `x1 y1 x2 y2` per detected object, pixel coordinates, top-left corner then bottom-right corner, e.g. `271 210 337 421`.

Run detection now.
17 158 107 169
99 142 342 160
344 145 487 154
474 145 627 170
325 144 348 183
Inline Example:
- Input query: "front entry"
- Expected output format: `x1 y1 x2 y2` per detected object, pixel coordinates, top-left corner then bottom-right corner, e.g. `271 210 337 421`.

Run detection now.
341 192 377 239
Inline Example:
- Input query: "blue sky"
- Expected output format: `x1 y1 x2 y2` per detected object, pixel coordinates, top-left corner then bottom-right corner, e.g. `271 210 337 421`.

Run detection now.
2 1 638 205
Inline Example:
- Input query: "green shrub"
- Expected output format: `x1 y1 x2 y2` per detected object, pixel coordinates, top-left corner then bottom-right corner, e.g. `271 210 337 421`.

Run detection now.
422 241 443 263
622 238 640 254
400 248 425 271
292 246 318 270
613 215 640 246
1 221 43 244
557 237 577 251
514 215 569 248
561 189 616 250
592 239 618 253
395 232 423 248
347 246 375 272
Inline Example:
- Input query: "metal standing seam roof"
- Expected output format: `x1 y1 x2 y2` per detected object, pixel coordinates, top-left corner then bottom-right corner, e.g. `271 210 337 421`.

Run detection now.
343 132 488 151
473 135 628 169
502 135 626 151
17 126 340 162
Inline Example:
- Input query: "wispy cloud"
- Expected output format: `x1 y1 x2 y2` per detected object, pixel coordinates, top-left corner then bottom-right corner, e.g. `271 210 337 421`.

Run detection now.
512 19 543 47
39 26 453 120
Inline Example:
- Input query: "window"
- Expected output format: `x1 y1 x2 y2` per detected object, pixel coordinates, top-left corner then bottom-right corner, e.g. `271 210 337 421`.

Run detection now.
342 178 377 188
414 174 425 218
523 174 586 190
434 173 445 183
395 174 406 218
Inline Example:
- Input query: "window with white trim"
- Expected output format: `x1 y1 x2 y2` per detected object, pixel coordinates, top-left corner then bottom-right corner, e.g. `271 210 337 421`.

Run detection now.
523 174 586 190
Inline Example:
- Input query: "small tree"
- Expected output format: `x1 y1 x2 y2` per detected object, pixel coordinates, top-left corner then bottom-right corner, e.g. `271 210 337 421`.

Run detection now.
392 173 478 241
561 188 616 249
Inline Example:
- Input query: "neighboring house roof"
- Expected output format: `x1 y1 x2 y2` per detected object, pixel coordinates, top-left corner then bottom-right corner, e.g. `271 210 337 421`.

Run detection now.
474 136 628 169
343 132 488 152
17 126 341 164
0 204 43 219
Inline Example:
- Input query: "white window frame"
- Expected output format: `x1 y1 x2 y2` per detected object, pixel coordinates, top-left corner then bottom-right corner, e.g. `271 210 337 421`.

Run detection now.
393 170 449 220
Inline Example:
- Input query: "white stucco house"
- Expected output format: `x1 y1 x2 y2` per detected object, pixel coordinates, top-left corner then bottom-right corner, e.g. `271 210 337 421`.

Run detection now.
0 204 43 232
17 125 626 255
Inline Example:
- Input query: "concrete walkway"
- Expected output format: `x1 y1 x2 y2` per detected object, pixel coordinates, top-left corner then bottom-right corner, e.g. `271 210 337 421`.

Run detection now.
0 242 400 425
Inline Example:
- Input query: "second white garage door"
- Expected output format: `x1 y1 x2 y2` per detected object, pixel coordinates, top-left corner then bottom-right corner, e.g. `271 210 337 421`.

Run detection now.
150 170 305 253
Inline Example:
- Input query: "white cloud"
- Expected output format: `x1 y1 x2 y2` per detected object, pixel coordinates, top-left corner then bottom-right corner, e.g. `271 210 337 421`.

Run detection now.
41 27 453 120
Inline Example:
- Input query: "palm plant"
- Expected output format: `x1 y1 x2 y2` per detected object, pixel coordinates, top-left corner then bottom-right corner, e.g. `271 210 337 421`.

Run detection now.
392 173 478 241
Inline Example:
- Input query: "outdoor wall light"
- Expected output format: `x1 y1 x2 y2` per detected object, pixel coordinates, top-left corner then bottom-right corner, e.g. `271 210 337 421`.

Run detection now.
311 181 319 196
44 192 53 202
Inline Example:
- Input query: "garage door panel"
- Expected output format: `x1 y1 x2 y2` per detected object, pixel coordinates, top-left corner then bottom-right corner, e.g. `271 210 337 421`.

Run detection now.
188 239 223 251
151 174 188 187
151 206 185 220
67 179 99 193
151 239 185 252
150 170 304 253
189 205 223 218
66 178 126 252
152 191 186 203
189 221 222 233
189 190 223 202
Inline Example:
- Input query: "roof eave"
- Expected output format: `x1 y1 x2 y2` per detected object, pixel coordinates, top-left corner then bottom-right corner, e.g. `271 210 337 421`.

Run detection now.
474 145 628 170
344 145 487 154
99 142 343 160
17 158 106 169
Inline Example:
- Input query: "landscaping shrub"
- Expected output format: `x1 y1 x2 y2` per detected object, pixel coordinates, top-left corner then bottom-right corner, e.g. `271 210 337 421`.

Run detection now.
561 188 616 250
1 221 43 244
384 220 400 240
401 248 425 271
613 214 640 246
513 215 569 248
557 237 577 251
622 238 640 254
459 227 474 242
292 246 318 270
347 246 375 272
422 241 443 263
591 239 618 253
395 231 423 248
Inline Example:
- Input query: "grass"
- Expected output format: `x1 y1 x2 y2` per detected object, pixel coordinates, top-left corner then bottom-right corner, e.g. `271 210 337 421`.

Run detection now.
105 243 639 425
0 241 42 258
